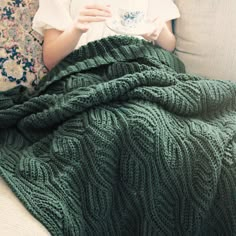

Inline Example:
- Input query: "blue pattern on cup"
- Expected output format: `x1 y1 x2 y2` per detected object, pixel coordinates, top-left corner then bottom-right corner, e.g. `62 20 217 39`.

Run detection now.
119 10 145 28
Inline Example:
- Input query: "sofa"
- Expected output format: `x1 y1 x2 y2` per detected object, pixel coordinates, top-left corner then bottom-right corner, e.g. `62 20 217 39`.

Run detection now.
0 0 235 235
174 0 236 81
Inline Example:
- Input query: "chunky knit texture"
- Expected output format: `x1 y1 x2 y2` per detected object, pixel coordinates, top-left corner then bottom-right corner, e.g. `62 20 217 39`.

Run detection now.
0 36 236 235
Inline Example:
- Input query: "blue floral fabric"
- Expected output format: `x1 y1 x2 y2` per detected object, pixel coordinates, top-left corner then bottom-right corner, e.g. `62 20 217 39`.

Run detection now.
0 0 47 91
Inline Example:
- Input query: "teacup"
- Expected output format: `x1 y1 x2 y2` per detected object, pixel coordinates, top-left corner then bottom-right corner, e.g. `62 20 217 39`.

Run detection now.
118 9 145 28
117 0 147 28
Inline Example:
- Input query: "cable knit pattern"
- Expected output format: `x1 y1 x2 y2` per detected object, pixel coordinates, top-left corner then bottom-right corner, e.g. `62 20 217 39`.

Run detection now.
0 36 236 235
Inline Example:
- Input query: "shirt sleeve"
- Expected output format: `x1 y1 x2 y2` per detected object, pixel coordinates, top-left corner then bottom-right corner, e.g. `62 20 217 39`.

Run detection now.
32 0 73 36
148 0 180 22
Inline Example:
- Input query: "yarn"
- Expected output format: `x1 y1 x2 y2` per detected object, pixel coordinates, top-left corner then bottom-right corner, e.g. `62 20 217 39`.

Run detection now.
0 36 236 235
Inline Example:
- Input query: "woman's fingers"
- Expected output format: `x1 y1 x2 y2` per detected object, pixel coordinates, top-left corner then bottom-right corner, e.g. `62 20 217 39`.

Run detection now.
78 16 110 23
141 17 165 42
79 5 112 23
80 4 111 17
85 4 111 13
74 4 112 32
80 9 111 17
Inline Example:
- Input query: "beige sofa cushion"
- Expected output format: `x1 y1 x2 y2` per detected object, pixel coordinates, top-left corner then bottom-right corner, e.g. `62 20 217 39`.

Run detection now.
174 0 236 81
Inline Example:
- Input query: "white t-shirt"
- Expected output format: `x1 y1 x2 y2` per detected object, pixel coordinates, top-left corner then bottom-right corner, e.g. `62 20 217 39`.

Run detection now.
32 0 180 49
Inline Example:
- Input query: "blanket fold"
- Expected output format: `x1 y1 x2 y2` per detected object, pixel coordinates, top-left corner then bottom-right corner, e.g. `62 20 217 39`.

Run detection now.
0 36 236 235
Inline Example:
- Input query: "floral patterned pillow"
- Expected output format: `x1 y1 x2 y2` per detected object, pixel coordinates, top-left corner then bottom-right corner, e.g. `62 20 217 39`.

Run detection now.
0 0 47 92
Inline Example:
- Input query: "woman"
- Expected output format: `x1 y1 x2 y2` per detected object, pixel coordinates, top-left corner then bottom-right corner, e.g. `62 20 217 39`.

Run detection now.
32 0 180 70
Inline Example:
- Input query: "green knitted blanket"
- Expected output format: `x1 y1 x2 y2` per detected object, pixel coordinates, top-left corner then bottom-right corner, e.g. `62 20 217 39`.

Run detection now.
1 36 236 235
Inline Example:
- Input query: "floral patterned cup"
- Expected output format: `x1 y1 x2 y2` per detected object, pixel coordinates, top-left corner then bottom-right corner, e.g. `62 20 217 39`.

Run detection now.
118 9 145 27
117 0 147 28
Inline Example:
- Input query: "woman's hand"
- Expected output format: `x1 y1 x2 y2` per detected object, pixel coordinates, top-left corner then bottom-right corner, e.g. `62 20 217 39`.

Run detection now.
141 17 165 43
74 4 112 33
